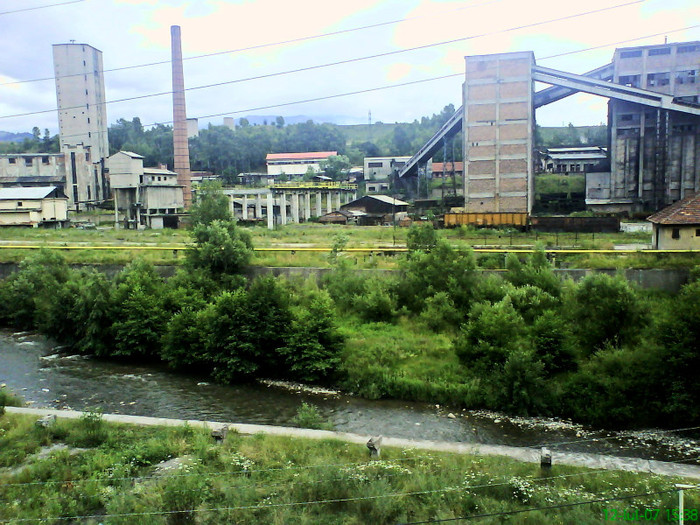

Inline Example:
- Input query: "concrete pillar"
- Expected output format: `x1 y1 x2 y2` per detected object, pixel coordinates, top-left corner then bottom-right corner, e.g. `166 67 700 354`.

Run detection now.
242 194 248 220
280 192 287 225
304 192 311 221
326 192 332 214
230 194 235 217
316 192 323 217
334 191 341 210
266 192 274 230
352 192 357 201
291 192 299 223
255 194 262 219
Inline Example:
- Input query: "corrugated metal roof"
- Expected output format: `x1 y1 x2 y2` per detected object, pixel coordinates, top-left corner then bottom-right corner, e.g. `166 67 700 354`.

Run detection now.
647 194 700 225
365 195 409 206
266 151 337 161
0 186 60 200
119 151 145 159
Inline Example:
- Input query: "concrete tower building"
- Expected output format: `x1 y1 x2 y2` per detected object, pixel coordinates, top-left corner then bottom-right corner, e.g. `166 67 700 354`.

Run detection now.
607 42 700 212
53 43 109 161
52 43 109 208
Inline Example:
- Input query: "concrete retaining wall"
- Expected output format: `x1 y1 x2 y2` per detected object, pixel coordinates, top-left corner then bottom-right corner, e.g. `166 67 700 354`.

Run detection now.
0 263 691 293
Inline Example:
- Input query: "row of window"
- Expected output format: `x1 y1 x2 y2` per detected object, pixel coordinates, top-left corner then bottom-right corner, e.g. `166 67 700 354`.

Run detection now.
618 70 696 89
6 157 51 166
620 45 698 59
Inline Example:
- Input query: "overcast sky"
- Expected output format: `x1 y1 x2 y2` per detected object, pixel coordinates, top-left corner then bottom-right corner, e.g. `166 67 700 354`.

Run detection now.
0 0 698 135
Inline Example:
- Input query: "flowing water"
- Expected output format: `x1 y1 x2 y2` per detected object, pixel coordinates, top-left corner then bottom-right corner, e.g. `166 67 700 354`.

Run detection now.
2 331 698 466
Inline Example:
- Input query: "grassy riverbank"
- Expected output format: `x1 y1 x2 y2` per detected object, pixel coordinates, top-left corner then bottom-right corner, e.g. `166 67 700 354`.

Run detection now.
1 412 697 524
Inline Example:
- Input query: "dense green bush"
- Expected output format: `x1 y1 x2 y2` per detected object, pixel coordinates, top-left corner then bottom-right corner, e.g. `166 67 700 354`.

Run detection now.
454 298 527 372
567 273 647 355
280 289 344 382
406 222 438 253
0 250 71 330
399 239 477 313
186 219 253 278
504 249 562 298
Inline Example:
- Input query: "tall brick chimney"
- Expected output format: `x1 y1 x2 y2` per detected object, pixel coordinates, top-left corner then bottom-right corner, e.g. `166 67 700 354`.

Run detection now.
171 25 192 208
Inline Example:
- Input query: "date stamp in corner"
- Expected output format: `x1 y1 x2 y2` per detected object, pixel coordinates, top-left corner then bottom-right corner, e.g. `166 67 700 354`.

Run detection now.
604 508 699 521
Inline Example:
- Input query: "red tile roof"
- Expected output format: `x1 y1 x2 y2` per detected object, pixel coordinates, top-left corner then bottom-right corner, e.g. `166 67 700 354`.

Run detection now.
647 193 700 224
266 151 337 161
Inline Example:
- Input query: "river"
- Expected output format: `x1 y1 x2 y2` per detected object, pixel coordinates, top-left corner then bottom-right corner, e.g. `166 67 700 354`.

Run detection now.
1 331 698 466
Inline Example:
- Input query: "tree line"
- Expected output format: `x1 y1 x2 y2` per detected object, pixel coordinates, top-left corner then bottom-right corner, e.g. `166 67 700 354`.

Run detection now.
0 220 697 429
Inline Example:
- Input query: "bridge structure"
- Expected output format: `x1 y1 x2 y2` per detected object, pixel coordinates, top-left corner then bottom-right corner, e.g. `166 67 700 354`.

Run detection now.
224 182 357 229
399 42 700 214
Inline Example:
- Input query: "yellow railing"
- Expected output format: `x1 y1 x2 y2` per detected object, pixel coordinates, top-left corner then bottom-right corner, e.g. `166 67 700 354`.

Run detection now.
0 244 698 255
271 182 357 190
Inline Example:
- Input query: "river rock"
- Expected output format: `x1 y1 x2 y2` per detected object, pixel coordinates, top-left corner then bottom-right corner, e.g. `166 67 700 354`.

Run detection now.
447 413 456 419
367 436 383 459
35 415 57 428
211 425 229 443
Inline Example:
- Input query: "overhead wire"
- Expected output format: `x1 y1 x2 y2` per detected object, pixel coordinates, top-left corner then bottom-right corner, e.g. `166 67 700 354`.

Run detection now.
0 0 500 87
46 24 699 144
0 0 646 120
396 487 692 524
4 468 692 523
0 0 85 16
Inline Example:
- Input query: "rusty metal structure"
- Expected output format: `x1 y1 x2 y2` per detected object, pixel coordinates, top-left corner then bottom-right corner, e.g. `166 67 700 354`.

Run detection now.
171 25 192 209
400 41 700 215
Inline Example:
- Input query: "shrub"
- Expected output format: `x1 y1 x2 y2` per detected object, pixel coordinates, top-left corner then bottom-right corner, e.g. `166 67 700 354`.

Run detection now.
530 310 576 374
109 260 169 359
418 291 464 332
278 289 344 382
492 348 548 416
352 279 398 323
406 223 438 253
399 239 477 313
186 219 253 277
290 402 334 430
504 249 562 298
0 250 71 330
189 179 231 226
454 297 527 372
562 343 665 428
567 273 647 355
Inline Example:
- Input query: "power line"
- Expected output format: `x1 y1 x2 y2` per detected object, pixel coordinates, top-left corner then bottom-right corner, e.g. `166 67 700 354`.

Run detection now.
0 0 85 16
397 488 685 524
51 25 695 142
0 0 500 87
5 470 682 523
543 24 700 60
0 0 645 121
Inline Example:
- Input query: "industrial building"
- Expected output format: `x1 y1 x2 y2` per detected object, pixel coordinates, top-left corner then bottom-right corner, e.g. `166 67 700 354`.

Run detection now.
399 41 700 216
0 43 110 211
363 156 411 180
53 43 110 208
107 151 184 229
266 151 337 177
0 187 68 228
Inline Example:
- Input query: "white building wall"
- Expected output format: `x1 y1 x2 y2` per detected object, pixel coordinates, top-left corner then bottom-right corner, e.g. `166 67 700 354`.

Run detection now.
53 43 109 162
